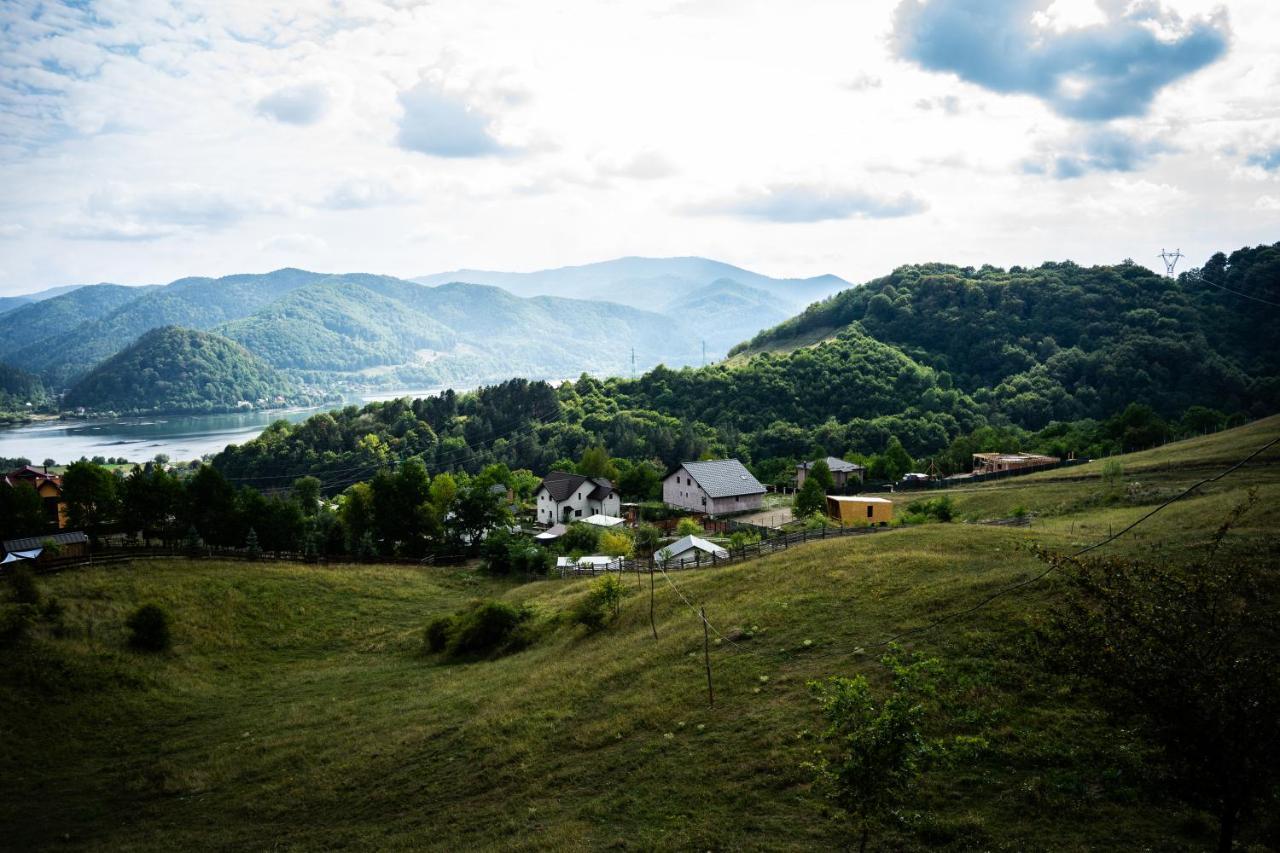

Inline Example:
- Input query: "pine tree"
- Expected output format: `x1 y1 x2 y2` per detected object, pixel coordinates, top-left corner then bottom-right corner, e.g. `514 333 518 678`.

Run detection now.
245 527 262 560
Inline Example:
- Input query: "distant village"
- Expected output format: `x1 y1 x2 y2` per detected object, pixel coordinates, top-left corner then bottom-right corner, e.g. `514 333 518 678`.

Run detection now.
1 448 1076 569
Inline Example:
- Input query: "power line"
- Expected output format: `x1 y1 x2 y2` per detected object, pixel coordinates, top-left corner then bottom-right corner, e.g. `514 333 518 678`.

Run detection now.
1185 269 1280 308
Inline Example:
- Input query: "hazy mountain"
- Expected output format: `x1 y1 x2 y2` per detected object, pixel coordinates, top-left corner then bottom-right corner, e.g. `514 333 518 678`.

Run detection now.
219 278 697 386
413 256 849 313
0 284 157 361
6 269 328 387
662 278 794 355
0 282 89 316
63 326 299 415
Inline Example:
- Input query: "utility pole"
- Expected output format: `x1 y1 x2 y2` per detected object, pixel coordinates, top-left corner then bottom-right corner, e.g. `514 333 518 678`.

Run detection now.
701 606 714 708
630 347 636 379
1158 248 1184 278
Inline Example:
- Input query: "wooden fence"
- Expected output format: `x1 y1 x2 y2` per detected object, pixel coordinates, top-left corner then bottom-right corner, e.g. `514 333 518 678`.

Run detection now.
556 522 887 578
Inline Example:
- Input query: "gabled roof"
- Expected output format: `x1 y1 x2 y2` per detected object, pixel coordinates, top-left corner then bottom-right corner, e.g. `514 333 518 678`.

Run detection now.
676 459 765 498
799 456 866 474
581 514 625 528
537 471 616 502
5 466 62 491
3 530 88 552
665 534 729 559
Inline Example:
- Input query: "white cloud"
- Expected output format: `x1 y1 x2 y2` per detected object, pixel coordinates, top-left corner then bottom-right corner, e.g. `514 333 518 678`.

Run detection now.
259 232 328 253
689 183 928 222
0 0 1276 294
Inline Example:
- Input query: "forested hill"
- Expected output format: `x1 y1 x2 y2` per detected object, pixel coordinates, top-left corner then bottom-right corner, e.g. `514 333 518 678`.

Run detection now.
0 362 47 411
733 243 1280 428
63 326 302 415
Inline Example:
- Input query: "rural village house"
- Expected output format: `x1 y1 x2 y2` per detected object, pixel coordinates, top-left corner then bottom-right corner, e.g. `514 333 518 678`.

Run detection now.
663 459 766 514
3 465 68 529
535 471 621 525
796 456 866 490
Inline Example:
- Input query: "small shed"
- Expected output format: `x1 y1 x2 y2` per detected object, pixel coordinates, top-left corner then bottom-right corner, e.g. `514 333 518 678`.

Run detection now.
661 534 729 566
2 530 90 559
826 495 893 526
534 523 567 542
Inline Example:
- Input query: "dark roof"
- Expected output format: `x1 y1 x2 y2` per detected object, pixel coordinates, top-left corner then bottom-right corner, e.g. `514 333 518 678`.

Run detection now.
799 456 866 474
677 459 766 498
3 530 88 552
537 471 616 502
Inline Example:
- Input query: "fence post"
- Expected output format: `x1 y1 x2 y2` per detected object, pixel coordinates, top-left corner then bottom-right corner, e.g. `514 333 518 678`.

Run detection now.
701 606 714 708
649 566 658 639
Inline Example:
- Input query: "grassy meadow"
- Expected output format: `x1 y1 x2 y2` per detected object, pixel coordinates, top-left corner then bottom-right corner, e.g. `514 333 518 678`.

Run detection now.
2 417 1279 851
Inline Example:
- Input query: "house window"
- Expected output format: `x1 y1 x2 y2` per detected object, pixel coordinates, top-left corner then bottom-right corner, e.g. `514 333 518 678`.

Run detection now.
866 506 874 518
575 509 582 517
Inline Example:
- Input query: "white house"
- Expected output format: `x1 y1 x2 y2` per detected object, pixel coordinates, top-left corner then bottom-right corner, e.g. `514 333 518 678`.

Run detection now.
660 534 729 566
535 471 621 525
663 459 766 514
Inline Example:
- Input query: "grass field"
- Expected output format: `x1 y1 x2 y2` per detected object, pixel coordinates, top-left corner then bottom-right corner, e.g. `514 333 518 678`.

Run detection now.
2 418 1278 851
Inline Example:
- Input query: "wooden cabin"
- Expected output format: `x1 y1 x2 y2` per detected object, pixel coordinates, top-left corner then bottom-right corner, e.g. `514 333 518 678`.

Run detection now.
826 495 893 526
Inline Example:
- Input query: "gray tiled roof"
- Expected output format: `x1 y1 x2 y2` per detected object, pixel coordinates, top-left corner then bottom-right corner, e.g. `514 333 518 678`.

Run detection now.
3 530 88 552
538 471 616 502
799 456 866 474
679 459 766 498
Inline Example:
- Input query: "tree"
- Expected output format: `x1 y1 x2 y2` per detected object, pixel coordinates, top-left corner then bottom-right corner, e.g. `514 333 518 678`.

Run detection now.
808 458 836 493
292 476 322 516
634 524 661 557
878 436 916 482
675 517 702 537
1038 499 1280 853
618 459 662 500
794 476 826 519
599 530 633 558
576 446 619 481
244 527 262 559
561 522 600 554
61 460 120 539
0 482 46 538
185 465 239 546
806 650 939 853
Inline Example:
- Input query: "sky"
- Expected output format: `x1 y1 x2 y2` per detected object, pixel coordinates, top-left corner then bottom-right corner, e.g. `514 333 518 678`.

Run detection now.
0 0 1277 295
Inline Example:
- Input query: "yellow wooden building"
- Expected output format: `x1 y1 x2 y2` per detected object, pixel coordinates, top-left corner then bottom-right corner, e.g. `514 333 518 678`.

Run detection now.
825 495 893 526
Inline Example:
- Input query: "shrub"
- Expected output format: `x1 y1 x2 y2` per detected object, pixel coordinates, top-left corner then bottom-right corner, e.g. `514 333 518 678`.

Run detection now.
423 615 455 652
573 574 627 632
904 496 955 523
445 601 535 653
599 530 633 558
6 565 40 606
560 522 600 554
125 603 172 652
675 517 703 537
633 524 661 556
728 531 761 551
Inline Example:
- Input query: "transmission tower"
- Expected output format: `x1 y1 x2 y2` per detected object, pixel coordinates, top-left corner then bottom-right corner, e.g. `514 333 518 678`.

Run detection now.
630 347 636 378
1158 248 1184 278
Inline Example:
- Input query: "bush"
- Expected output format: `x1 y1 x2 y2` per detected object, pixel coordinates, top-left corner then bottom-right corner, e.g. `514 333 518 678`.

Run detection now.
125 603 172 652
560 522 600 554
675 517 703 537
904 496 955 523
424 600 533 658
6 565 40 606
573 574 627 632
423 615 455 652
728 530 761 551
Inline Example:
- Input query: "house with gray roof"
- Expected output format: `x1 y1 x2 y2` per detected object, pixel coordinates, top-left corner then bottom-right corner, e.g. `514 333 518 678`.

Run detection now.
663 459 766 514
796 456 866 491
535 471 620 526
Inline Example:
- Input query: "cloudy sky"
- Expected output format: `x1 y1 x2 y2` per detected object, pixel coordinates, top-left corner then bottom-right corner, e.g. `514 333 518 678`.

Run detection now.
0 0 1277 295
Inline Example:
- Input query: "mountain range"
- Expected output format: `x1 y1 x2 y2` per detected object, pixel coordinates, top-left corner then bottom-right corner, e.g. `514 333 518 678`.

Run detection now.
0 257 847 412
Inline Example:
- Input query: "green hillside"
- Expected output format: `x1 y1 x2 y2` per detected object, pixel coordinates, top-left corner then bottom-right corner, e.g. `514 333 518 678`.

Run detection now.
7 270 327 387
5 420 1279 850
0 361 49 415
62 326 301 415
0 284 153 362
734 244 1280 428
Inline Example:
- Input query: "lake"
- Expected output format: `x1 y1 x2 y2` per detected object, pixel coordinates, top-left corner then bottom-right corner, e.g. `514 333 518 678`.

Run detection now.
0 408 320 465
0 387 464 465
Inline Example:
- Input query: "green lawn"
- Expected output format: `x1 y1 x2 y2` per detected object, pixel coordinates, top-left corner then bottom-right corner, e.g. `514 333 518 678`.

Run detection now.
2 419 1278 851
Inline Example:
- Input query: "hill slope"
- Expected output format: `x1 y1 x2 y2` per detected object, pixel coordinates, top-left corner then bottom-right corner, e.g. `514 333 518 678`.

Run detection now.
6 270 327 387
0 284 154 362
62 326 299 414
734 245 1280 428
5 421 1278 850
